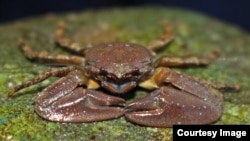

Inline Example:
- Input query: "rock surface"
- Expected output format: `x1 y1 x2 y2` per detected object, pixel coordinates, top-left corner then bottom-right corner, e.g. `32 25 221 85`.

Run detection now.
0 7 249 141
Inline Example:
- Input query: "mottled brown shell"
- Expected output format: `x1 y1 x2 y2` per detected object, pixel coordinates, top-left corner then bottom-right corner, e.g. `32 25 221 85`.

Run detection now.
85 42 153 78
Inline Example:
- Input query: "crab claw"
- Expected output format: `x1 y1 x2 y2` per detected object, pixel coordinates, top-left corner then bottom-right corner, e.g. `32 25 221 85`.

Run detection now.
35 87 125 122
125 86 223 127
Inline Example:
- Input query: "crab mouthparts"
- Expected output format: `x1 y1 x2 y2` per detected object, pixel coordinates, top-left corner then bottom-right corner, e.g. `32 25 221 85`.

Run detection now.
101 81 137 94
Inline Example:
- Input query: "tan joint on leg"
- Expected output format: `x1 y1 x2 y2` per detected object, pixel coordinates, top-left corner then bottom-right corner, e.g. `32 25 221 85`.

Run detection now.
87 79 100 89
139 67 168 90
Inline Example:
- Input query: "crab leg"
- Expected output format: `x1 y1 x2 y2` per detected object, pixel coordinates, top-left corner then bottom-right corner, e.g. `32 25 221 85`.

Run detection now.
19 39 85 65
154 56 212 67
126 67 223 127
8 66 76 98
54 22 90 55
146 22 174 52
19 40 85 65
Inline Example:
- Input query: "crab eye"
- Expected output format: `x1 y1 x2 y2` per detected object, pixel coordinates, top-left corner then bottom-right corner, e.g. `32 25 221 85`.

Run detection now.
131 68 140 75
100 67 108 75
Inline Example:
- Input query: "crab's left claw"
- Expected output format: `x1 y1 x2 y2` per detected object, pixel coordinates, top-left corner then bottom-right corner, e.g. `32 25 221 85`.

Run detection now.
35 88 125 122
125 86 223 127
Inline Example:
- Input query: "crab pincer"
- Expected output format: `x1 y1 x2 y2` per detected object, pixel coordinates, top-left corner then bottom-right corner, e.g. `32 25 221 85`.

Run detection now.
35 87 125 122
30 69 125 122
125 68 223 127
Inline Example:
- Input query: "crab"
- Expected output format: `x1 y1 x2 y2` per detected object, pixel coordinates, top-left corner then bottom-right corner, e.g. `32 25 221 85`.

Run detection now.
8 22 238 127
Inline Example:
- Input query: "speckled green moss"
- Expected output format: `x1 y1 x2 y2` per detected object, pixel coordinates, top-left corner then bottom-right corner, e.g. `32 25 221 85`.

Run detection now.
0 7 249 141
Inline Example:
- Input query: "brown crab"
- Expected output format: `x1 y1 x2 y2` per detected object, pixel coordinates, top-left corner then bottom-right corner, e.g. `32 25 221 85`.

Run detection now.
8 22 238 127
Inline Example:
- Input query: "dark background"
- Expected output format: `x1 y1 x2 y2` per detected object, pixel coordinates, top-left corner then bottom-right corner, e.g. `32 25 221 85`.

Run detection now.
0 0 249 32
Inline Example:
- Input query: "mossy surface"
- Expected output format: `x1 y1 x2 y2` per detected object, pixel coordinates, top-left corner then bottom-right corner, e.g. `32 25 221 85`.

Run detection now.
0 7 249 141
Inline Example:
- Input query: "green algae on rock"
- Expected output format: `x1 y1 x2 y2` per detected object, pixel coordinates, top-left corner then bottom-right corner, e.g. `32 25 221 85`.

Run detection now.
0 7 250 141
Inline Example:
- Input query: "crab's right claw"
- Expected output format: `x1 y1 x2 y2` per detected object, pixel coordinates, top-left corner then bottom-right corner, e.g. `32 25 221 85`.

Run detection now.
125 86 223 127
35 88 125 122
